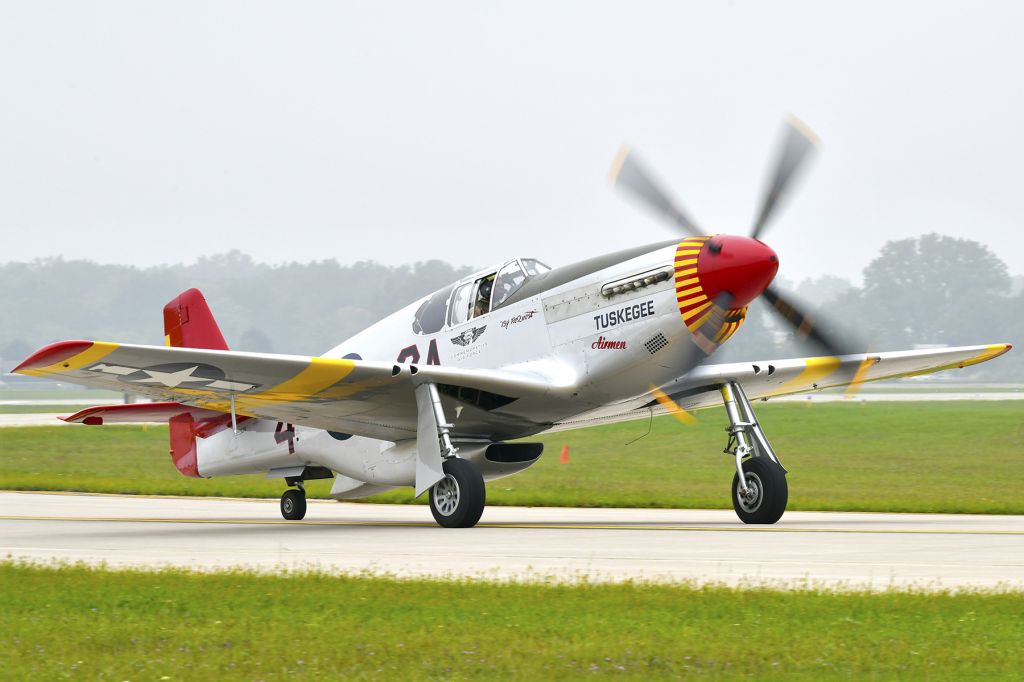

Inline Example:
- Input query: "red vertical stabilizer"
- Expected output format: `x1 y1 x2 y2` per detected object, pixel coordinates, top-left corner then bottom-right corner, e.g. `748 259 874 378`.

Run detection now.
163 288 229 350
163 288 227 479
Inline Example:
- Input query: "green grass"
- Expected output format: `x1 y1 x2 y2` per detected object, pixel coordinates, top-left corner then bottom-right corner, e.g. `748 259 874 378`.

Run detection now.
2 402 1024 513
1 563 1022 680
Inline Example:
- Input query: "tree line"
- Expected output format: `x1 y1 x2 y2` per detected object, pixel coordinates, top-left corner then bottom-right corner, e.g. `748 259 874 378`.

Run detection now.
1 234 1020 380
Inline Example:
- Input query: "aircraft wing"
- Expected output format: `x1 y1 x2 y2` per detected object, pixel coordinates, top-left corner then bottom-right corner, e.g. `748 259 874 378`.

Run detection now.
549 343 1012 433
658 343 1013 408
14 340 569 441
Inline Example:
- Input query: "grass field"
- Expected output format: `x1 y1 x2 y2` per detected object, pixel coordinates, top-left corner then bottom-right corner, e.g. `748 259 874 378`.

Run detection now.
2 402 1023 513
1 563 1022 679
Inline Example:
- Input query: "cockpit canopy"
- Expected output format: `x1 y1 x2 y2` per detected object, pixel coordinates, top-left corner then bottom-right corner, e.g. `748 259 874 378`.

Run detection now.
412 257 551 334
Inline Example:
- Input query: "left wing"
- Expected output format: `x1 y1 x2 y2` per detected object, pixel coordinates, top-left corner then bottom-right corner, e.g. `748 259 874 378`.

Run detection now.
14 340 571 441
668 343 1014 406
551 343 1012 431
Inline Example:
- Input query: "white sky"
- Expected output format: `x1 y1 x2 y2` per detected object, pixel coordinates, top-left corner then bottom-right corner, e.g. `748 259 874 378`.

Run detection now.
2 1 1022 283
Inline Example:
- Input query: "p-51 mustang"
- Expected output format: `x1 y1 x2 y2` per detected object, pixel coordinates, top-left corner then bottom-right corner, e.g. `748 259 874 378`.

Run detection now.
15 118 1011 527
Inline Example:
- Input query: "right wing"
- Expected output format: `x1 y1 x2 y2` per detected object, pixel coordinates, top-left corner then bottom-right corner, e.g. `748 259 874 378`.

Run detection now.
15 340 574 441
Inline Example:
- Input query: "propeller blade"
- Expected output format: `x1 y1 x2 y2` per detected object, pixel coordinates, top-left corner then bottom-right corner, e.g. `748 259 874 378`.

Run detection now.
682 291 737 355
844 353 880 398
608 145 705 237
750 115 820 240
761 285 854 357
650 386 698 425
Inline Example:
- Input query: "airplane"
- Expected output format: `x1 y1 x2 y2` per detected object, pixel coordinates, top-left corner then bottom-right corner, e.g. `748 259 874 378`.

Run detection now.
13 117 1012 528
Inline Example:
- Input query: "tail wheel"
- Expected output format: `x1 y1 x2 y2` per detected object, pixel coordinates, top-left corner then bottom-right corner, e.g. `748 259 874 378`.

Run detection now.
732 456 787 524
281 488 307 521
429 458 486 528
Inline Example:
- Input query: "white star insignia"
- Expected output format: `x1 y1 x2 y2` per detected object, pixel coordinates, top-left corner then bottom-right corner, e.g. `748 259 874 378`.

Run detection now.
130 365 211 388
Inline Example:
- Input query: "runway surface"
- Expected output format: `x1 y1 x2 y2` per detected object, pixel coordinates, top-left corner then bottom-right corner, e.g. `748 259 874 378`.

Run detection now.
2 492 1022 590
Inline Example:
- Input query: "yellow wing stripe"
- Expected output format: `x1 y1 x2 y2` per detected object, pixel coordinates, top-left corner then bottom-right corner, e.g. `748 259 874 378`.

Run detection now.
258 357 357 401
770 356 842 396
197 357 358 412
844 355 880 396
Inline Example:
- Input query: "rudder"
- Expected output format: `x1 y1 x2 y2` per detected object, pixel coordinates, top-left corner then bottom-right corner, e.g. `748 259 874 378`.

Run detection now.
163 288 226 479
163 288 229 350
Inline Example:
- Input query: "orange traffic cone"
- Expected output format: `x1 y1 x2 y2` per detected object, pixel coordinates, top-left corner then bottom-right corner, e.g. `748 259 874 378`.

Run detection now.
559 444 570 464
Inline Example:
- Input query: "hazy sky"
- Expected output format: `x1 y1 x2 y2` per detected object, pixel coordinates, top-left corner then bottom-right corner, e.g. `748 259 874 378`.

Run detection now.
2 1 1022 283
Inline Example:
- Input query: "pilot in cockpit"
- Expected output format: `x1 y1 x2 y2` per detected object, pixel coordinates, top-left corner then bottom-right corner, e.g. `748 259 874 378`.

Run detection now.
473 277 494 318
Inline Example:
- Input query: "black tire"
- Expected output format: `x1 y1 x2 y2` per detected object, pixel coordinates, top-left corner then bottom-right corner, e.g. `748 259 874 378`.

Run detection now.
429 458 486 528
281 489 307 521
731 456 787 524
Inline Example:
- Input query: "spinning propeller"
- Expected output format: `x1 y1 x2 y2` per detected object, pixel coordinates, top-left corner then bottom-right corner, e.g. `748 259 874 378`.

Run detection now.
609 115 854 359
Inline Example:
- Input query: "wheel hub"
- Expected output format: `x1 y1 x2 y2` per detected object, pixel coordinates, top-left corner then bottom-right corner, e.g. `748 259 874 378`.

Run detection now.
736 472 763 513
433 475 461 516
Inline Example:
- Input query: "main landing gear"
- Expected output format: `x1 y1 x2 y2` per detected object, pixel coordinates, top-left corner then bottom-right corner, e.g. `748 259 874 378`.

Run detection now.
429 458 486 528
280 481 307 521
420 382 487 528
720 381 788 524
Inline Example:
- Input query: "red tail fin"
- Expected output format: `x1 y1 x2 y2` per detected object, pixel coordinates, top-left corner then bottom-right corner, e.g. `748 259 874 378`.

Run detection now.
163 288 229 350
163 289 226 479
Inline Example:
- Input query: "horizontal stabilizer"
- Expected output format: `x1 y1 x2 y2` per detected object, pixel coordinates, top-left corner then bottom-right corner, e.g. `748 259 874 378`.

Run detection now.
61 402 226 425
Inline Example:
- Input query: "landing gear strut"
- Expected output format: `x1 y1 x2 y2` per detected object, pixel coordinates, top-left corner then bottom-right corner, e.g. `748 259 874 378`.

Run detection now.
418 382 487 528
720 381 788 524
280 481 307 521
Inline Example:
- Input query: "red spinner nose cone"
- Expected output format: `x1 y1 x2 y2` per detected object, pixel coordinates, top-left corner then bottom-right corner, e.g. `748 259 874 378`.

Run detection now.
696 235 779 308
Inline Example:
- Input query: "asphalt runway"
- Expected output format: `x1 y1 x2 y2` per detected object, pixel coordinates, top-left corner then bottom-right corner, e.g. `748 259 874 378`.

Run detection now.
2 491 1022 590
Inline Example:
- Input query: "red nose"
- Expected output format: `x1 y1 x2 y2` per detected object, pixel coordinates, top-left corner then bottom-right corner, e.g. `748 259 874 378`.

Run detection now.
696 235 779 308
